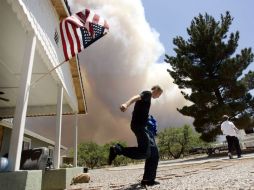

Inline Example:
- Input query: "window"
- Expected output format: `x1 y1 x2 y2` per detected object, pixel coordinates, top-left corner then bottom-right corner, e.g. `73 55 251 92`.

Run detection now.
22 137 31 150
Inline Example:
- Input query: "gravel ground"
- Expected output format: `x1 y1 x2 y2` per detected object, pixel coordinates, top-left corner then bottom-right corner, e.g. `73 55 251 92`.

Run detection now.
68 155 254 190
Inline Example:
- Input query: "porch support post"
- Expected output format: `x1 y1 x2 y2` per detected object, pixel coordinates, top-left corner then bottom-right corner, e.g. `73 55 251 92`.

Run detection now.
8 32 37 171
73 113 78 167
53 84 63 169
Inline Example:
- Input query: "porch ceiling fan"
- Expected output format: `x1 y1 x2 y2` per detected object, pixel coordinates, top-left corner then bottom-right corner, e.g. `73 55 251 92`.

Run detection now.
0 91 9 102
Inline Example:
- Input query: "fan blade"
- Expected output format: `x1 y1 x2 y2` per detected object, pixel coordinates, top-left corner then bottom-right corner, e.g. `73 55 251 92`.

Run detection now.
0 97 9 102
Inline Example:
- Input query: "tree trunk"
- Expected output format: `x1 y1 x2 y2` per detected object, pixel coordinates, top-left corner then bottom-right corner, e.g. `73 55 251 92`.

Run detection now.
214 88 224 105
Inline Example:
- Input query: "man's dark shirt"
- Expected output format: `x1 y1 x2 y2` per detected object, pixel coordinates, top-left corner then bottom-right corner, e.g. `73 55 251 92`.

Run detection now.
131 91 152 127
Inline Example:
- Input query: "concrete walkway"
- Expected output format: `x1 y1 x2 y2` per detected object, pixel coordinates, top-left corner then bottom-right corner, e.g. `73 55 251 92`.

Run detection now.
68 153 254 189
108 153 254 171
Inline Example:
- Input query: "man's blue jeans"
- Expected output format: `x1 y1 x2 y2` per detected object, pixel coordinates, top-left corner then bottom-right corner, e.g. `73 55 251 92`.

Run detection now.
121 124 151 159
143 129 159 181
121 125 159 181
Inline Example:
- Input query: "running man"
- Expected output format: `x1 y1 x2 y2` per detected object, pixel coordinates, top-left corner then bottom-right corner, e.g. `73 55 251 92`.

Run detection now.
108 85 163 186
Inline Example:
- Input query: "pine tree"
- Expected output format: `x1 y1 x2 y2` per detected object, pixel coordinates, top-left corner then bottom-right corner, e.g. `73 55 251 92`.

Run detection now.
165 11 254 141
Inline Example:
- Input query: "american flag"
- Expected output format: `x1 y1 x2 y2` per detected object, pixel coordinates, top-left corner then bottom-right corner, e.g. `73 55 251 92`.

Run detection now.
60 9 109 61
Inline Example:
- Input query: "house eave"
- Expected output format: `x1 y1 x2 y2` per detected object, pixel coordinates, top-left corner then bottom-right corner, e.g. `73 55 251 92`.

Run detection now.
51 0 87 114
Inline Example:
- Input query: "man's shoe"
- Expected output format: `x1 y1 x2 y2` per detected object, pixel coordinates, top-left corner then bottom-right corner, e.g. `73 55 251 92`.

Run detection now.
228 153 233 159
237 155 242 159
141 180 160 186
108 146 117 165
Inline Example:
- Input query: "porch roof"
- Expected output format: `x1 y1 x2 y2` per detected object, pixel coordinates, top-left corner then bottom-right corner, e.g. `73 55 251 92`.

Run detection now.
0 0 87 118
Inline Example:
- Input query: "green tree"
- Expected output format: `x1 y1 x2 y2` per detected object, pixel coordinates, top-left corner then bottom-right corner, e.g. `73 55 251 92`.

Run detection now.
165 11 254 141
240 71 254 91
189 132 210 149
77 142 104 169
158 125 192 159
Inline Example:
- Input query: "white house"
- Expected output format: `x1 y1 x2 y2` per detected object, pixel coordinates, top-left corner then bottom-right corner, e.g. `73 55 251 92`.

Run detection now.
0 0 86 173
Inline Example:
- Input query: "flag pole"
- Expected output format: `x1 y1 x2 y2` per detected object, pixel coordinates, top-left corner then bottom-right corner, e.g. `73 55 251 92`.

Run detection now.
30 32 108 88
30 60 66 88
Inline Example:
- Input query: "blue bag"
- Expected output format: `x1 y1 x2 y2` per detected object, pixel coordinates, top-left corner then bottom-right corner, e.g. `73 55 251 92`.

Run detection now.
146 115 157 136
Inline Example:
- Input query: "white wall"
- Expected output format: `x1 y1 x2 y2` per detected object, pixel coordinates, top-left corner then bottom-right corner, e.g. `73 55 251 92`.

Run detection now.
20 0 78 112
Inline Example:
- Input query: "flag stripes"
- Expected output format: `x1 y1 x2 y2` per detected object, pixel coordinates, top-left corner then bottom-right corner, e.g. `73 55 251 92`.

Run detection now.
60 9 109 61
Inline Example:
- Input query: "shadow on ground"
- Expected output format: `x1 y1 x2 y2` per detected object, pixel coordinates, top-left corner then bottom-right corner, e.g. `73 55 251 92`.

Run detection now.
123 183 146 190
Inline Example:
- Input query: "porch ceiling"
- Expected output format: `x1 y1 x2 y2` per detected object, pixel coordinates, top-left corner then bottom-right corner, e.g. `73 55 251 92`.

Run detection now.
0 0 73 118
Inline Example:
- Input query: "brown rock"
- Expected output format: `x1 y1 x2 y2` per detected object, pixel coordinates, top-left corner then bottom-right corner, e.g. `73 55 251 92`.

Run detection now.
71 173 90 185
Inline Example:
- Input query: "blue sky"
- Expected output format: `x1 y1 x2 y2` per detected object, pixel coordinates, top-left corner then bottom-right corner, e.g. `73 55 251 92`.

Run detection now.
142 0 254 73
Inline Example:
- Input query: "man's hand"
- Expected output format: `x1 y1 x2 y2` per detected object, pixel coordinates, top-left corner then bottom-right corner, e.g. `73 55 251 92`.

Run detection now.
120 104 128 112
120 95 141 112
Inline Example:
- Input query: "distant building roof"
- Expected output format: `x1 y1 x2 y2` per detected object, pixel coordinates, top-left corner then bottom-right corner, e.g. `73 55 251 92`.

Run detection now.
0 119 67 150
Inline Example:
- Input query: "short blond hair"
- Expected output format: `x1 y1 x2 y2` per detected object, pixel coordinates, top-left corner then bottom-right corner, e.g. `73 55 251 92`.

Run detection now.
151 85 163 93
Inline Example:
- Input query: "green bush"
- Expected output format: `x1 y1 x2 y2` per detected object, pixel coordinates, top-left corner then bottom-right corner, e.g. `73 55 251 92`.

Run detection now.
158 125 209 159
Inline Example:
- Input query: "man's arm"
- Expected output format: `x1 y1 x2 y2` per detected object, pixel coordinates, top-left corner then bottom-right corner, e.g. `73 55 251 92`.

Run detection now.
120 95 141 112
232 123 239 133
220 124 224 134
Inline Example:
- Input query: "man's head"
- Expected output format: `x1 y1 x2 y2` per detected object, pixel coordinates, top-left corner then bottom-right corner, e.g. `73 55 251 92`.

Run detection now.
222 115 229 121
151 85 163 99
